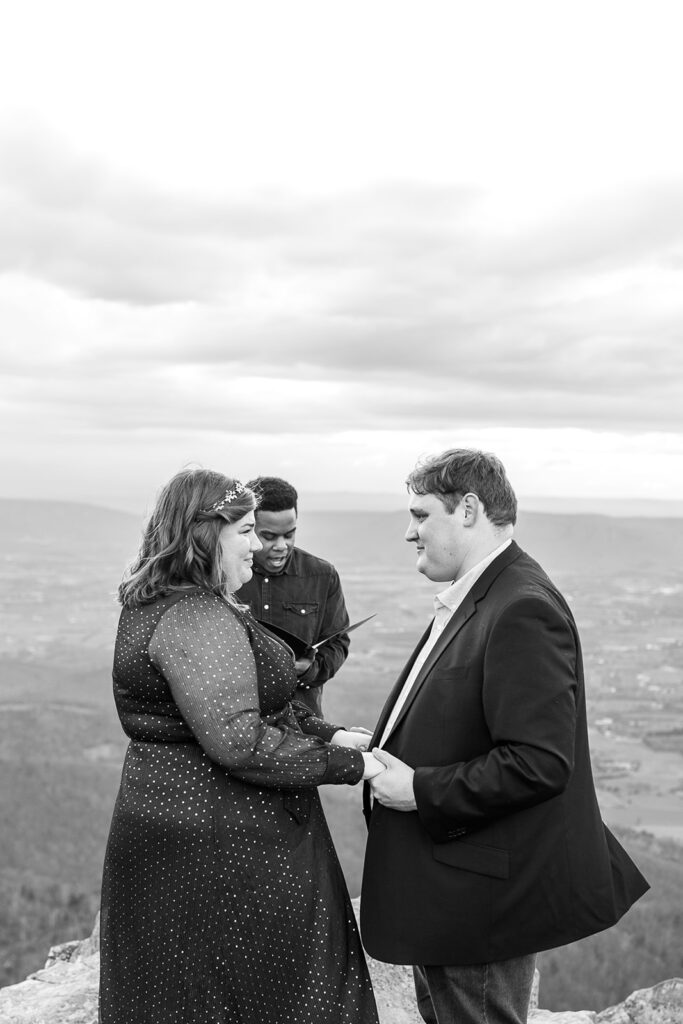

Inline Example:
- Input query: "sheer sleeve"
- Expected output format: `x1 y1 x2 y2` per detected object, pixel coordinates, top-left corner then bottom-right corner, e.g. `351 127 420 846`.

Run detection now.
289 699 345 742
148 592 363 788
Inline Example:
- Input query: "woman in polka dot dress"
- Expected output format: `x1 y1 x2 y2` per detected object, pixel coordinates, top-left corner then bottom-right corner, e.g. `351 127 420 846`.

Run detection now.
99 469 383 1023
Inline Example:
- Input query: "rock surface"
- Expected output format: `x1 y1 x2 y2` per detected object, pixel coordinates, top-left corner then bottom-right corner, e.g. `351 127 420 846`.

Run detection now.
0 907 680 1023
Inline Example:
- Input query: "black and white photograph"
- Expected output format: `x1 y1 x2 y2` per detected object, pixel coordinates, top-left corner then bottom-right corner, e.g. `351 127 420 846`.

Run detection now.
1 2 682 1022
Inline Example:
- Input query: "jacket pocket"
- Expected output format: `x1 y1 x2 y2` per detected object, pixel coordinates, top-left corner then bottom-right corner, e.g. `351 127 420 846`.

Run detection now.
433 838 510 879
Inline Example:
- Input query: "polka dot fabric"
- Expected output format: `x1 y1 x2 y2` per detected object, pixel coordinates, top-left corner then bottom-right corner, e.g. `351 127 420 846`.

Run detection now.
99 588 378 1023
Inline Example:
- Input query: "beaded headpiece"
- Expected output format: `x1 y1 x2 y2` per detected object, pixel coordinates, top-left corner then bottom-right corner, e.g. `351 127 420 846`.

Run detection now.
199 481 247 515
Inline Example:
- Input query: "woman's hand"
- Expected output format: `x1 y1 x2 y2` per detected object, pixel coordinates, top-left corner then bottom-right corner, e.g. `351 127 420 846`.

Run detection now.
331 728 372 752
362 752 387 780
331 731 385 778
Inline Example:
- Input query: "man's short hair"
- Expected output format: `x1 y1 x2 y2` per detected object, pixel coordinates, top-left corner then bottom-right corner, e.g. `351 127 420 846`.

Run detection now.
406 449 517 526
246 476 298 514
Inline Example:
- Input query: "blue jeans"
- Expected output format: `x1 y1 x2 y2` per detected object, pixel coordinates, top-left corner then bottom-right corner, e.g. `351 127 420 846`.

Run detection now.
413 953 537 1024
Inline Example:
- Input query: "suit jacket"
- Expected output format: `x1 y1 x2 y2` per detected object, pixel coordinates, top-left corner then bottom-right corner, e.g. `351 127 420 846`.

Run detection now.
360 541 648 966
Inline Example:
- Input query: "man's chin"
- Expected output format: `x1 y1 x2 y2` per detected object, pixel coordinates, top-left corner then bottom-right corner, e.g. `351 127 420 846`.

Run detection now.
416 558 449 583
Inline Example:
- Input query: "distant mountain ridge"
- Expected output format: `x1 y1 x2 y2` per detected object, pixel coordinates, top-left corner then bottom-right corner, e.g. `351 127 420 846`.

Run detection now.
0 498 142 538
2 498 683 580
297 509 683 579
301 491 683 518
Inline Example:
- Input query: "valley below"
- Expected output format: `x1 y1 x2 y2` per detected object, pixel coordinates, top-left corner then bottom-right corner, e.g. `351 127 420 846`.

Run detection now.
1 500 682 1009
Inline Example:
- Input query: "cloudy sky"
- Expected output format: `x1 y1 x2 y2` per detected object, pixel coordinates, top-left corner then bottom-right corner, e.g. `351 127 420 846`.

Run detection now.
1 0 682 513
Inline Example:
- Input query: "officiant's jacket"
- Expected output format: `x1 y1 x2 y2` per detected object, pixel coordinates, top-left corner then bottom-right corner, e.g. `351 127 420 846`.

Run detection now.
361 541 649 966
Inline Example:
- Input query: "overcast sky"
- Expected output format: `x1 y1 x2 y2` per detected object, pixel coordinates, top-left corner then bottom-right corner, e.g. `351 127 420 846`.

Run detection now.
1 0 682 513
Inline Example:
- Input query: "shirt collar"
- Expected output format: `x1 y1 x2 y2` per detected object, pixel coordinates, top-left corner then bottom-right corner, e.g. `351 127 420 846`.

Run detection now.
434 538 512 614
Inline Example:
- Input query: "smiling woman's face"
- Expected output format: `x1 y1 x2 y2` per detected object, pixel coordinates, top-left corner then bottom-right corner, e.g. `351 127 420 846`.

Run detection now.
219 512 262 593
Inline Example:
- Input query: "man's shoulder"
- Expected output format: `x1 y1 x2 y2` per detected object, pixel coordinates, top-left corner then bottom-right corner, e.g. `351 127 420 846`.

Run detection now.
475 542 555 598
508 546 557 588
289 546 340 578
492 545 569 611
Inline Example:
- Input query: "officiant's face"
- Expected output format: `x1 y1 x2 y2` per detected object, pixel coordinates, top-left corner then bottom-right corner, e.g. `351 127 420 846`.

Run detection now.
405 491 466 582
253 508 298 574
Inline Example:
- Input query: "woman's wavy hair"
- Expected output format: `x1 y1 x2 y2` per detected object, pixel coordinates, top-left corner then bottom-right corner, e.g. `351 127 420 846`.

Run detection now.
118 469 257 608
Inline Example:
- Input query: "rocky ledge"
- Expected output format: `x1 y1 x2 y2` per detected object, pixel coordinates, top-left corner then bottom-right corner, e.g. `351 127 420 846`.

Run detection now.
0 907 681 1024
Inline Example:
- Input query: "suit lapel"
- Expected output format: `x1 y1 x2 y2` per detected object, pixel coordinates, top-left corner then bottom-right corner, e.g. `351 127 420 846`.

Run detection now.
369 620 432 747
381 540 523 747
383 593 477 744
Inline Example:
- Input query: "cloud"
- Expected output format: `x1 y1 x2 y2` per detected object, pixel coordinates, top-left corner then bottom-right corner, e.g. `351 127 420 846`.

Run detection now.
1 124 683 440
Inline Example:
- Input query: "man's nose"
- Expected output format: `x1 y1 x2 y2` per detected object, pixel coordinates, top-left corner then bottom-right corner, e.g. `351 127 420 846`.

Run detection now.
272 536 287 550
405 521 418 543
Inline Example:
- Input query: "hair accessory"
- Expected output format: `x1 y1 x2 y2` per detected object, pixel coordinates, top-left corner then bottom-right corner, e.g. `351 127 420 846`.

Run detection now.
199 481 246 514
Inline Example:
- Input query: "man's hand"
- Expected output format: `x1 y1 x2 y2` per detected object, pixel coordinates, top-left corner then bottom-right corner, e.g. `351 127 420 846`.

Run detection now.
294 656 315 677
368 748 417 812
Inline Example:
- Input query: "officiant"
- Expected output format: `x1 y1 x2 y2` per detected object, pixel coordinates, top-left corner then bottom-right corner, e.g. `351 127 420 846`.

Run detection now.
235 476 350 715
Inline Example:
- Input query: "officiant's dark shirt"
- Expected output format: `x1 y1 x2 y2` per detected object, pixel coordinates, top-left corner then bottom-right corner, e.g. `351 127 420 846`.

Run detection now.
235 546 350 692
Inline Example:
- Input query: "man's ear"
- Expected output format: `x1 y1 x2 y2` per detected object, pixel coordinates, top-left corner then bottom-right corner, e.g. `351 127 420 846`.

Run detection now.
461 492 480 526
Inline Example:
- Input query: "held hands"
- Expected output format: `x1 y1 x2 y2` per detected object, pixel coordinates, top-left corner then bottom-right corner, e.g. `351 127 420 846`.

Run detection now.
330 727 373 752
362 752 386 780
367 749 417 812
331 729 385 780
331 732 416 798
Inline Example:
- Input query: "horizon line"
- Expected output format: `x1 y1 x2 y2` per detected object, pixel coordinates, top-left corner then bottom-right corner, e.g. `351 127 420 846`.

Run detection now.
2 494 683 520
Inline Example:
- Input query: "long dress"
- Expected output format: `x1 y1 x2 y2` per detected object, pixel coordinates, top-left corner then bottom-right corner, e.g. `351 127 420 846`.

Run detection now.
99 587 379 1024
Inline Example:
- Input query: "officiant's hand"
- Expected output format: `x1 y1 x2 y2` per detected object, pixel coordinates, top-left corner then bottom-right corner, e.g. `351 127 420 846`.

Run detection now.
368 749 417 811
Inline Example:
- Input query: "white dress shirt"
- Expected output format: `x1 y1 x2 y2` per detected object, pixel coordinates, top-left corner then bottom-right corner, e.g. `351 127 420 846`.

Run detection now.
378 539 511 748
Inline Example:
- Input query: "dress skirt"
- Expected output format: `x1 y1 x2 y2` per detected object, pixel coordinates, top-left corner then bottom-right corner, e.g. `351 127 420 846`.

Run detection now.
100 741 377 1024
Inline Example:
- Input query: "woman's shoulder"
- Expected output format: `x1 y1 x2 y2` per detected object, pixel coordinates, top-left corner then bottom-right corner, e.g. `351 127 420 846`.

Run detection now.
147 590 253 667
158 588 248 632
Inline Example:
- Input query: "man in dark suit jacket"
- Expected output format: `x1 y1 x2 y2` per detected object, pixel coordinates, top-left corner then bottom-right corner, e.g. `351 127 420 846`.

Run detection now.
361 448 648 1024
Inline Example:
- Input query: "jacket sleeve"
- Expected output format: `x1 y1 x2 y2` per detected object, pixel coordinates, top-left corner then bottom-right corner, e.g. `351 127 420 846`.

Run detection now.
149 593 363 788
298 568 350 687
413 595 578 841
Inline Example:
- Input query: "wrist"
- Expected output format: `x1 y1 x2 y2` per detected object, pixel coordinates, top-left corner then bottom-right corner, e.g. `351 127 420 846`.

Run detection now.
297 657 319 685
324 744 364 785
